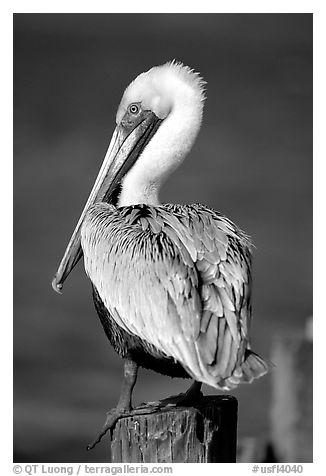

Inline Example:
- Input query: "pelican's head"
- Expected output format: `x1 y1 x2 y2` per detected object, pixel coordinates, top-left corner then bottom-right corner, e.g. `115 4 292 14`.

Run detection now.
116 60 205 123
52 61 206 293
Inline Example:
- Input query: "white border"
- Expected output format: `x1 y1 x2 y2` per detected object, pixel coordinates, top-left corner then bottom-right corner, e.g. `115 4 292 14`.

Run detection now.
4 1 323 472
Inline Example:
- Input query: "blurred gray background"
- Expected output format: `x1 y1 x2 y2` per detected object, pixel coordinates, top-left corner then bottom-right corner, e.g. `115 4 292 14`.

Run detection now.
14 13 312 462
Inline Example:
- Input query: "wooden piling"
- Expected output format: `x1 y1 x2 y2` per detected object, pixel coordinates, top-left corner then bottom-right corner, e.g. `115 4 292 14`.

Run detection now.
110 395 238 463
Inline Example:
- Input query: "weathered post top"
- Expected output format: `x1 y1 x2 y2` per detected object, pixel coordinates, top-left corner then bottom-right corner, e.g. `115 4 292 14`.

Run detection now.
110 395 238 463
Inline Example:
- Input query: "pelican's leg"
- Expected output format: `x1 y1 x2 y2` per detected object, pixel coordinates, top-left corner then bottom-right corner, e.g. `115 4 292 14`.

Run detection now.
160 380 203 407
87 357 138 450
116 357 138 410
181 380 203 404
145 380 203 409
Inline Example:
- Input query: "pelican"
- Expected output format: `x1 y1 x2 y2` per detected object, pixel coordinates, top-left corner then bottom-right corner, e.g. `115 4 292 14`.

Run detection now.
52 61 268 450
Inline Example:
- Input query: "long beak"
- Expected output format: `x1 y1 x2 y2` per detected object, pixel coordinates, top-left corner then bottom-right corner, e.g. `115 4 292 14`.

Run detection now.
52 111 161 294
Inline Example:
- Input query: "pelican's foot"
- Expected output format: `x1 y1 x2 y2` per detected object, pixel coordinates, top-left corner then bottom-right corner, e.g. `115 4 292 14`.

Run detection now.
87 383 203 450
86 405 162 451
86 407 130 451
145 381 204 409
159 389 203 408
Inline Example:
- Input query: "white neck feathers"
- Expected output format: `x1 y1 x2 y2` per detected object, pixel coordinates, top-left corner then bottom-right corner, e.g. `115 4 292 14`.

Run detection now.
118 62 205 207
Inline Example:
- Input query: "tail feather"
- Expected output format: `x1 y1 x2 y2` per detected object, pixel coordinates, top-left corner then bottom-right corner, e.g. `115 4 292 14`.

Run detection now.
222 349 269 389
240 349 269 382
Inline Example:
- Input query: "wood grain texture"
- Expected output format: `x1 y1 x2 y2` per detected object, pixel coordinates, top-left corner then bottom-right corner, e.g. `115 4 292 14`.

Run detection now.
111 395 238 463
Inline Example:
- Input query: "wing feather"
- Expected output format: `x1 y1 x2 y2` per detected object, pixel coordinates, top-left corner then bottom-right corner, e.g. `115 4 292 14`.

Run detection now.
81 202 254 388
200 310 213 333
196 314 218 364
216 326 233 377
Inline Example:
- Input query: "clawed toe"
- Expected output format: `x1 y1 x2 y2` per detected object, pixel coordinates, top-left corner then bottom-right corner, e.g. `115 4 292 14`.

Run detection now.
86 405 161 451
87 382 203 450
87 408 130 451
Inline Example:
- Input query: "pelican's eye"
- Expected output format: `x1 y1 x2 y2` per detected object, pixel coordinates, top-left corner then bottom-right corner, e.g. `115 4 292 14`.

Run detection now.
128 103 140 115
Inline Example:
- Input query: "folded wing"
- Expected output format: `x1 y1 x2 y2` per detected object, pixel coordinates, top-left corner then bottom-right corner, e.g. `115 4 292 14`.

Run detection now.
81 202 267 389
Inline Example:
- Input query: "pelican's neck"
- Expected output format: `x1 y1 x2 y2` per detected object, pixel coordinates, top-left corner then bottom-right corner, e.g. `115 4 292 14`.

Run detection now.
118 180 160 206
118 92 203 207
